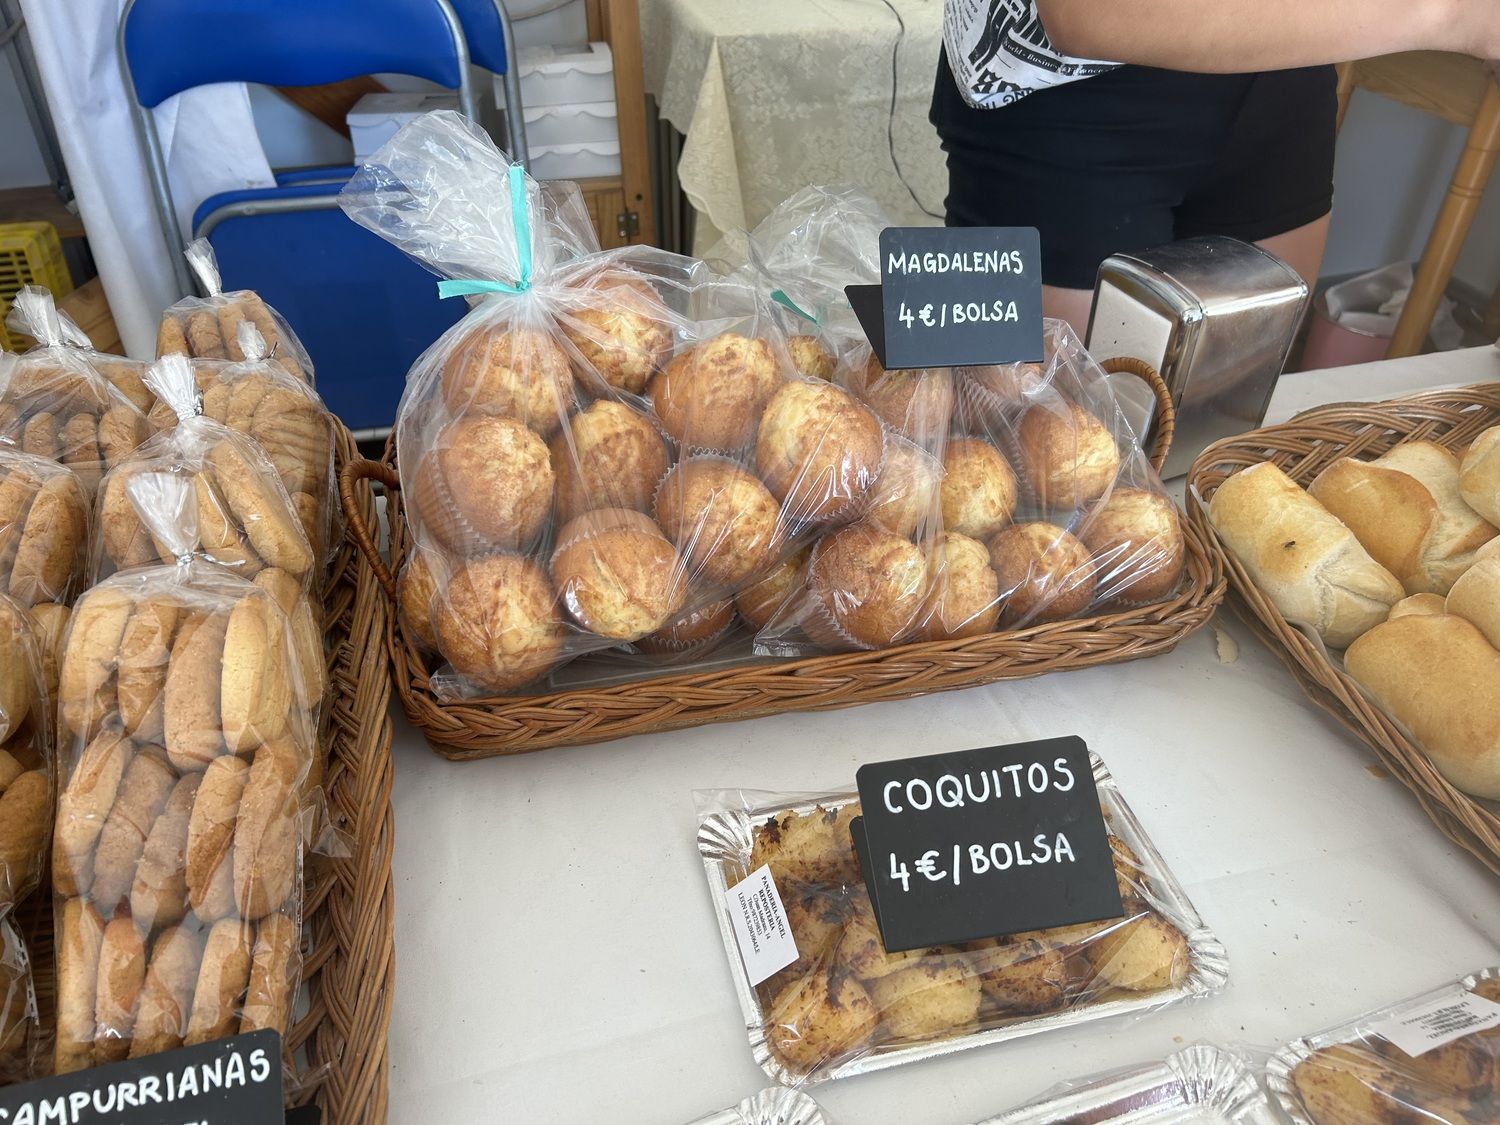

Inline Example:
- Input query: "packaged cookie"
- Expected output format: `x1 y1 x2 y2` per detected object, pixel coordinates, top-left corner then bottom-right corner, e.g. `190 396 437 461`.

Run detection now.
1268 967 1500 1125
0 447 89 608
92 355 316 592
696 757 1225 1086
341 111 833 694
3 287 154 415
0 288 150 493
146 326 338 569
0 593 52 911
51 553 314 1074
687 1087 837 1125
156 239 313 385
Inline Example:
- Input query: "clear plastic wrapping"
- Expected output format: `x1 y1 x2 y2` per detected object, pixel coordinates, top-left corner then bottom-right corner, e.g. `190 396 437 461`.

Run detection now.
3 286 154 416
1267 966 1500 1124
50 558 315 1074
687 1087 838 1125
755 320 1187 656
156 240 314 385
0 448 89 608
341 112 890 695
94 356 317 592
0 288 150 493
0 912 36 1083
979 1044 1280 1124
695 755 1226 1087
0 593 52 913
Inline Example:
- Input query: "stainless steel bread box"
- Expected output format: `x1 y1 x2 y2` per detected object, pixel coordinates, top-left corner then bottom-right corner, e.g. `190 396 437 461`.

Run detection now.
1085 236 1309 478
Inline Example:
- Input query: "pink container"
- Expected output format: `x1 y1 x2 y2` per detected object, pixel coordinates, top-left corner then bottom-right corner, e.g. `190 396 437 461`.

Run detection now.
1300 291 1392 370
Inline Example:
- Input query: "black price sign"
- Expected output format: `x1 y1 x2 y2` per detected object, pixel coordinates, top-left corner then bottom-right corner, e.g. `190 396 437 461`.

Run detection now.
846 226 1043 370
0 1030 284 1125
851 736 1122 953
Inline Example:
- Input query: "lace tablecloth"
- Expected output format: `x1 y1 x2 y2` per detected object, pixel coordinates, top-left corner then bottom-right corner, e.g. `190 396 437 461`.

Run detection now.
639 0 947 253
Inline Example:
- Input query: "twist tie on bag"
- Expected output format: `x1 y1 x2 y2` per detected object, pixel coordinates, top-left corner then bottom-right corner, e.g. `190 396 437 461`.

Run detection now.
436 165 533 299
6 286 66 348
144 354 204 422
126 471 199 566
770 289 819 325
236 320 271 363
184 237 224 297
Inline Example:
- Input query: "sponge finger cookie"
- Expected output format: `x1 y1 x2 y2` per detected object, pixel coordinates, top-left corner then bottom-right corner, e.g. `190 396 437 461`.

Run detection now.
94 915 147 1064
90 747 175 911
59 585 134 736
129 923 205 1058
233 743 299 920
188 755 249 922
164 611 229 771
129 773 199 934
55 897 105 1074
241 912 298 1034
9 471 86 607
54 727 133 897
206 440 312 577
186 918 253 1045
221 593 290 754
0 769 49 906
116 598 182 740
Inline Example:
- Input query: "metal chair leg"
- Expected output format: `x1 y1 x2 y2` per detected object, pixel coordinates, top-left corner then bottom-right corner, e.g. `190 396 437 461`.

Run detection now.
492 0 528 167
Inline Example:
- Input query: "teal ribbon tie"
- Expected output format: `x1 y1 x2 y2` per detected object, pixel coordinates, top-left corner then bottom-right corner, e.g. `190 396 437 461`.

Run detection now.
437 163 534 299
770 289 819 325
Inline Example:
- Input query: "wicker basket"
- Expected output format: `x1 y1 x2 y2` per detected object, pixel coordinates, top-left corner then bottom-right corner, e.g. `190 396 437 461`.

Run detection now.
1185 384 1500 876
8 427 396 1122
344 359 1225 760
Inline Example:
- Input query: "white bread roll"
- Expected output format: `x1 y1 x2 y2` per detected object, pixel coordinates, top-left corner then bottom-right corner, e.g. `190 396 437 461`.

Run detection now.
1309 442 1496 595
1446 556 1500 650
1460 426 1500 525
1345 613 1500 799
1388 593 1446 620
1208 462 1404 647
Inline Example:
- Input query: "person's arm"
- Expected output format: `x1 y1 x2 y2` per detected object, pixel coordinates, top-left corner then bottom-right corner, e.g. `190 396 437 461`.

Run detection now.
1037 0 1499 71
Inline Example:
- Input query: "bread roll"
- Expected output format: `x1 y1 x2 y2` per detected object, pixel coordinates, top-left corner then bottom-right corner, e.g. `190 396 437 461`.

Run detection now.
1309 442 1497 595
1460 425 1500 525
1388 593 1445 620
1345 613 1500 798
1445 556 1500 650
1208 462 1404 647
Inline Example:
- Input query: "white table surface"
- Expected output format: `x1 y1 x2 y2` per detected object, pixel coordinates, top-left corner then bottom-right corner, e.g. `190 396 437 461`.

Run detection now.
386 347 1500 1125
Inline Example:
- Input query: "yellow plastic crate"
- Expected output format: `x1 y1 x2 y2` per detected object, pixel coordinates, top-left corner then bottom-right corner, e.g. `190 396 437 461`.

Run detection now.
0 294 10 352
0 221 73 353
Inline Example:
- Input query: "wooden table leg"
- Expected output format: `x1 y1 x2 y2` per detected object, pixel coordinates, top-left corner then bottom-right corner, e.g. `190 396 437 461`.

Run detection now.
1335 62 1358 132
1484 275 1500 339
1390 80 1500 357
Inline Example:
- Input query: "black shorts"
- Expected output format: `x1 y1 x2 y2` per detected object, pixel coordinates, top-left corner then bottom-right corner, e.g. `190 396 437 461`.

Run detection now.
930 52 1337 289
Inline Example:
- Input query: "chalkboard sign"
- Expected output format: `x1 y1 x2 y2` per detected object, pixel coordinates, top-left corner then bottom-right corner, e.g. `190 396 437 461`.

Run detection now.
846 226 1043 370
0 1030 284 1125
852 737 1122 953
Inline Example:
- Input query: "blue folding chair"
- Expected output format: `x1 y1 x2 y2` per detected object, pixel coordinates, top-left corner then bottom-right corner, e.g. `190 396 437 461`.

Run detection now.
119 0 479 434
451 0 530 166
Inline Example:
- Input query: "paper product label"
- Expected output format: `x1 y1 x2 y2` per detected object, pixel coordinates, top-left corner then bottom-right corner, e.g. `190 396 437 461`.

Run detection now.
852 736 1122 953
0 1030 283 1123
1371 989 1500 1057
727 865 799 986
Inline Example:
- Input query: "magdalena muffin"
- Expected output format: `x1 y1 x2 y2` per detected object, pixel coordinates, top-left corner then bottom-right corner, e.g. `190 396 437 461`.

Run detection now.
396 547 443 652
551 508 686 641
917 531 1001 641
1018 400 1120 511
550 400 670 524
1080 487 1185 604
649 333 783 451
439 324 574 435
755 380 883 522
735 545 811 631
559 271 673 395
850 355 954 445
987 521 1096 627
434 553 566 692
412 414 554 552
866 437 943 540
960 362 1045 429
637 595 735 655
940 439 1018 540
787 335 836 381
654 457 781 587
806 520 929 649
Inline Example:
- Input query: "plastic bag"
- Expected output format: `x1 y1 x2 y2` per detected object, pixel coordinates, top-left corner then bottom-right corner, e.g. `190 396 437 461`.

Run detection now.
1267 967 1500 1124
978 1043 1276 1123
51 552 315 1074
756 320 1187 655
342 111 855 694
147 326 339 568
0 912 36 1082
156 240 314 384
3 286 154 415
0 594 52 912
686 1087 837 1125
93 356 317 594
0 448 89 608
695 762 1225 1086
0 288 150 493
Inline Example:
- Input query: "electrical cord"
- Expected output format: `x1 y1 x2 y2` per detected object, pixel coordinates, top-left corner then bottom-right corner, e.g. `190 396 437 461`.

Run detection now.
874 0 944 220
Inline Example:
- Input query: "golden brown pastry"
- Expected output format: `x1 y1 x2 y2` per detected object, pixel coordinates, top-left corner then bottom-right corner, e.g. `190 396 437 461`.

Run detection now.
0 769 49 906
99 468 162 573
866 438 943 541
867 956 983 1041
787 335 836 382
433 554 567 692
129 923 205 1058
186 918 254 1046
559 272 673 395
967 937 1070 1014
26 601 69 703
1388 592 1447 620
9 471 87 606
749 804 861 887
240 912 299 1034
806 520 929 648
233 742 300 920
755 380 884 521
413 414 554 553
116 598 182 741
917 532 1001 641
1080 488 1186 605
0 600 34 745
221 591 292 753
637 596 735 655
440 325 574 435
55 897 105 1074
94 915 147 1064
58 585 134 736
765 967 879 1075
188 754 249 921
191 471 262 575
650 333 784 451
129 773 200 933
90 747 175 911
1461 425 1500 526
1018 400 1120 511
185 309 227 360
550 399 670 524
206 439 314 577
1290 1044 1473 1125
164 611 230 771
1086 913 1190 991
252 568 325 704
396 548 442 654
54 727 134 898
654 457 782 588
850 356 954 446
941 439 1018 540
551 508 686 641
735 546 811 631
987 522 1096 627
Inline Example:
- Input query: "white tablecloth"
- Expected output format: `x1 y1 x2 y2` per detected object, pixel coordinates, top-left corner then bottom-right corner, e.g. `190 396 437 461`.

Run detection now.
386 347 1500 1124
639 0 947 255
